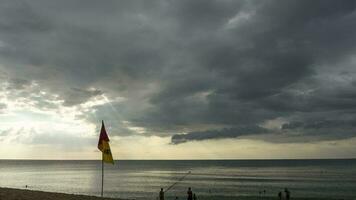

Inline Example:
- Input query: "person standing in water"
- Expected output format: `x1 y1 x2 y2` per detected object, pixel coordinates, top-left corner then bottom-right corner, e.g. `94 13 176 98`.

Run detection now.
159 188 164 200
187 187 193 200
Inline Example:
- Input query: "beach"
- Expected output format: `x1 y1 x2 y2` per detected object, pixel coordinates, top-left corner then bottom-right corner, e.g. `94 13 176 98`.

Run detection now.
0 187 126 200
0 187 346 200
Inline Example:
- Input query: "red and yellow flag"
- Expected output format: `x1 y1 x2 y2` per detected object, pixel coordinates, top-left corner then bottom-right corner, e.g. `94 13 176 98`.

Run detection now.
97 120 114 164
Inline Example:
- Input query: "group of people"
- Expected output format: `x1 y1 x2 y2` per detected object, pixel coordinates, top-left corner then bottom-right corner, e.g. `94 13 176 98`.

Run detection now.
159 187 290 200
159 187 197 200
278 188 291 200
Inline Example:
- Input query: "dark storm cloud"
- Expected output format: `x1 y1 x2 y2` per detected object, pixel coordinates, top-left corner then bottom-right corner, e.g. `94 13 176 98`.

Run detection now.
171 125 269 144
1 0 356 143
6 78 31 90
276 119 356 142
0 103 6 113
63 88 103 106
282 120 356 130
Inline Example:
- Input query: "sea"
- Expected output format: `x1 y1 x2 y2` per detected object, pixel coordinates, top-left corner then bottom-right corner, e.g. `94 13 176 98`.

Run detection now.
0 159 355 200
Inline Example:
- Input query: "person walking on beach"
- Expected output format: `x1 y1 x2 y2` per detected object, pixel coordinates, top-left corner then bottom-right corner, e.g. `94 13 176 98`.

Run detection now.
187 187 193 200
284 188 290 200
159 188 164 200
193 193 197 200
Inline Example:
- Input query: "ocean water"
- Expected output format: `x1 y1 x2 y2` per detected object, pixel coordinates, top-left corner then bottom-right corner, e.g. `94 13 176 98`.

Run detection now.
0 159 355 200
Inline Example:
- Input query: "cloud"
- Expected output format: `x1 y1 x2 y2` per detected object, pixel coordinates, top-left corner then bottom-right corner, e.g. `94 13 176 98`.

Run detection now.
171 125 269 144
282 120 356 130
62 88 103 106
0 103 6 113
6 78 31 90
279 120 356 141
0 0 356 147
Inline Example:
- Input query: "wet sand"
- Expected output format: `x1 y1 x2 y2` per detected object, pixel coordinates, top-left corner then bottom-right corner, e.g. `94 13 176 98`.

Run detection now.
0 187 126 200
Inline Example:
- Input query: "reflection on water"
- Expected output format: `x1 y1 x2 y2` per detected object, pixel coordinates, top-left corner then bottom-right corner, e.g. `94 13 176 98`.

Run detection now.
0 160 355 200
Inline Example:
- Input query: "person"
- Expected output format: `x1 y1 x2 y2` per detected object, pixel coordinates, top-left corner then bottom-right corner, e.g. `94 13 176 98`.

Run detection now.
278 191 282 200
175 197 179 200
187 187 193 200
285 188 290 200
159 188 164 200
193 193 197 200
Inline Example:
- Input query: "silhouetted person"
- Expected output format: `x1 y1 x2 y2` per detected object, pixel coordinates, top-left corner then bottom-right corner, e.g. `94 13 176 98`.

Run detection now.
159 188 164 200
278 191 282 200
285 188 290 200
187 187 193 200
263 190 266 195
175 197 179 200
193 193 197 200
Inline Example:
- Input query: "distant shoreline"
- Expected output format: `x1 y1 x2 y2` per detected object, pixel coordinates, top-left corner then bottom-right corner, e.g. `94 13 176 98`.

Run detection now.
0 187 126 200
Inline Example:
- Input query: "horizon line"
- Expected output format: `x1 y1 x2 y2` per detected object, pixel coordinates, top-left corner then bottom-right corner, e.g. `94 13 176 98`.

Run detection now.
0 158 355 161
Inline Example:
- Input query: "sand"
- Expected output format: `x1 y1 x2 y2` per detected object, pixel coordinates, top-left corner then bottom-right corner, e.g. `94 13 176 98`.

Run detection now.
0 187 127 200
0 187 348 200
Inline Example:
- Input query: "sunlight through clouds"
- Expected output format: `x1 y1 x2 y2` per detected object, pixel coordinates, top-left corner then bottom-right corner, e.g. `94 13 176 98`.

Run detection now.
0 80 100 150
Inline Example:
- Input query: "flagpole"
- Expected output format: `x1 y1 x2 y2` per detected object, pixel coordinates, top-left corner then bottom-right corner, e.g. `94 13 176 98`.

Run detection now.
101 152 104 197
98 120 113 198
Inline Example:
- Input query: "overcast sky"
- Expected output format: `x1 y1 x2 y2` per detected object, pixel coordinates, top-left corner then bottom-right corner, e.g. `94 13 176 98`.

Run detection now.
1 0 356 159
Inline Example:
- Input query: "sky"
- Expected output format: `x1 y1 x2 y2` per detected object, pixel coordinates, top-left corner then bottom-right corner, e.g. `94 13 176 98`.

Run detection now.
1 0 356 159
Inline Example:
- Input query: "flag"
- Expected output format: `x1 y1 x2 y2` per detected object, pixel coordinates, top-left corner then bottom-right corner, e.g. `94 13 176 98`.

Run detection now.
98 120 114 164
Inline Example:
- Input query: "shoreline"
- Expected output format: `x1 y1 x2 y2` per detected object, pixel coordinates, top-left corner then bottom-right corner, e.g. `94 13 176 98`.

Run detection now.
0 187 350 200
0 187 127 200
